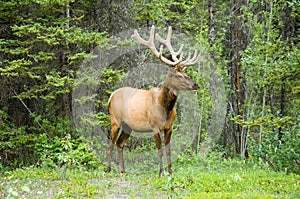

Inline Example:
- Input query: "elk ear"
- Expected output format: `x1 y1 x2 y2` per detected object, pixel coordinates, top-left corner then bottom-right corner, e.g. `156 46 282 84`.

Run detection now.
167 67 176 77
169 67 176 72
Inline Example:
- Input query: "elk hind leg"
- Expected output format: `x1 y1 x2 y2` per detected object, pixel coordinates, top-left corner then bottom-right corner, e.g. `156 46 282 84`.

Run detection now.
116 123 131 173
106 124 120 173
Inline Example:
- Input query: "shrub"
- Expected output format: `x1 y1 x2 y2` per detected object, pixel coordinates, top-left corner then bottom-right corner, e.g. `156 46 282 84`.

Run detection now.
35 134 100 169
0 110 38 168
249 122 300 174
0 110 100 170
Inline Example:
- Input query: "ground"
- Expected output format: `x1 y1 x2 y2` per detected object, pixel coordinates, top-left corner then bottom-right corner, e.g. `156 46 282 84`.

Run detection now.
1 155 299 198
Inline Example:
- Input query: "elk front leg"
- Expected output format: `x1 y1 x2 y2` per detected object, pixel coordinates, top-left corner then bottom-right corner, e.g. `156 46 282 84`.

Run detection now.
164 128 173 174
154 132 163 176
116 131 130 173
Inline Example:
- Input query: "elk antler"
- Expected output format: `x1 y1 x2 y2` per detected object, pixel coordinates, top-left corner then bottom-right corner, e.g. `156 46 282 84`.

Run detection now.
155 26 183 64
132 25 200 69
132 25 180 66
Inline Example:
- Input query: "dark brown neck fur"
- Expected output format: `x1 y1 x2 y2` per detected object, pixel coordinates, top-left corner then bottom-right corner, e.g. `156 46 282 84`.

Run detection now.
159 86 177 113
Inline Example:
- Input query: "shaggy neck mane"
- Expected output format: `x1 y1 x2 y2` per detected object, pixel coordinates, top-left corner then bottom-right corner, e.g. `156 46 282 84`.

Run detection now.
159 86 178 113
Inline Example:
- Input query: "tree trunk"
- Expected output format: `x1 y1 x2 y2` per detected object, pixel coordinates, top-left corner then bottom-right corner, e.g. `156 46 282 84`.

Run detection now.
278 0 296 141
224 0 249 157
209 0 217 99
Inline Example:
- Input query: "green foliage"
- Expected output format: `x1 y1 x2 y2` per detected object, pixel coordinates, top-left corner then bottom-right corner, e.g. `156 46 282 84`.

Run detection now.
133 0 207 33
233 0 300 163
1 22 108 100
0 110 99 170
5 185 30 199
232 114 293 129
30 113 75 137
73 66 125 130
0 0 109 121
0 111 38 168
100 67 125 85
0 0 114 171
30 114 100 169
249 121 300 174
35 134 100 169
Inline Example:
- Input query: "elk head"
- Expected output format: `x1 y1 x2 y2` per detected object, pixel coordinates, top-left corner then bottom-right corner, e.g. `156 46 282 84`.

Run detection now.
132 25 199 95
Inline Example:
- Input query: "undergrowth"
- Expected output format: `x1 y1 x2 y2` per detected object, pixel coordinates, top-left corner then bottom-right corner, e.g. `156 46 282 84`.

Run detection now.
1 153 299 199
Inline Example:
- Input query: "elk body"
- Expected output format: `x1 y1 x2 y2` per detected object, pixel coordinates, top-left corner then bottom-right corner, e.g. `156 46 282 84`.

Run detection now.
106 26 199 176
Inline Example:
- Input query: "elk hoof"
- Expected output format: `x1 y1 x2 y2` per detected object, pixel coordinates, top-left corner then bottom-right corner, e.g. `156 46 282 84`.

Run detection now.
168 165 173 174
120 170 126 174
159 169 164 177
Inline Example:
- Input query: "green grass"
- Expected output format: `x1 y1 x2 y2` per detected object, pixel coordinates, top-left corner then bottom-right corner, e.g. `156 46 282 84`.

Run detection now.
1 155 299 198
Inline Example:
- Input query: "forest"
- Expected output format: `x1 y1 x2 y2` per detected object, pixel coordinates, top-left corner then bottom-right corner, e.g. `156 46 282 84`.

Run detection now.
0 0 299 198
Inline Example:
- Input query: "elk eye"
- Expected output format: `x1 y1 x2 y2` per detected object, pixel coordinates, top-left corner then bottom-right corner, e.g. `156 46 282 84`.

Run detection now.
177 75 183 78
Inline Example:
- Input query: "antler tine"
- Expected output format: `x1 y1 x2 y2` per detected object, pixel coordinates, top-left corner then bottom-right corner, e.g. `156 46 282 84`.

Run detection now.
155 26 183 63
191 50 201 64
132 25 180 66
155 26 200 69
178 50 200 68
132 29 147 46
132 26 158 56
177 45 183 57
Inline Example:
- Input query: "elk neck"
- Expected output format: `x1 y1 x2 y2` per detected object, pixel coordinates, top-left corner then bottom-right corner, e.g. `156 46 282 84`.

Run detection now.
158 86 178 113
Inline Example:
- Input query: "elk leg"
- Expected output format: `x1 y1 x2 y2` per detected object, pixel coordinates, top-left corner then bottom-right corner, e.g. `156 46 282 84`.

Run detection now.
106 124 119 173
164 128 173 174
116 130 130 173
154 132 163 176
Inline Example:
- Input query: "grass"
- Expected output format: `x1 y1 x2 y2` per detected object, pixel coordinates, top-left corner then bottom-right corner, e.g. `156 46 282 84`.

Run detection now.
1 155 299 198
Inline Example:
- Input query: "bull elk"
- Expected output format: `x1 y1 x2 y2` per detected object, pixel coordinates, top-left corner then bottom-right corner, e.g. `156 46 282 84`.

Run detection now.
106 25 199 176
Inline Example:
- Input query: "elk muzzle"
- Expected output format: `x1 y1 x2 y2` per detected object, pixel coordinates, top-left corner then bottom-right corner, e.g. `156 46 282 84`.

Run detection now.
192 83 199 91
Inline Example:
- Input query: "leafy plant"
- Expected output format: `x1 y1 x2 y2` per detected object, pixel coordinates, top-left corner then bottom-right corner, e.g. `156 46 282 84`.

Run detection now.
249 121 300 174
35 133 100 170
0 110 38 168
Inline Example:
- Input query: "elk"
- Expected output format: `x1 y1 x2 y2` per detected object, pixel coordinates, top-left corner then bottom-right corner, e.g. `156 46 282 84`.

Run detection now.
106 25 199 176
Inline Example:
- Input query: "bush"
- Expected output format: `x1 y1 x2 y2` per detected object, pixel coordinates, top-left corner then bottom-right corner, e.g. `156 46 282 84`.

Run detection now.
35 134 100 170
249 122 300 174
0 110 100 170
0 111 38 168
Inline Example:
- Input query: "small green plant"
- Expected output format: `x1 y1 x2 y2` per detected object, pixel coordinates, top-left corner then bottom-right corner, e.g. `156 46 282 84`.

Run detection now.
34 133 101 181
5 185 30 199
35 134 100 170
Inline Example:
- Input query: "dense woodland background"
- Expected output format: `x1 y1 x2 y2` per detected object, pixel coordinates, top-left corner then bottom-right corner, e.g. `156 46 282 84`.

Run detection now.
0 0 299 174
